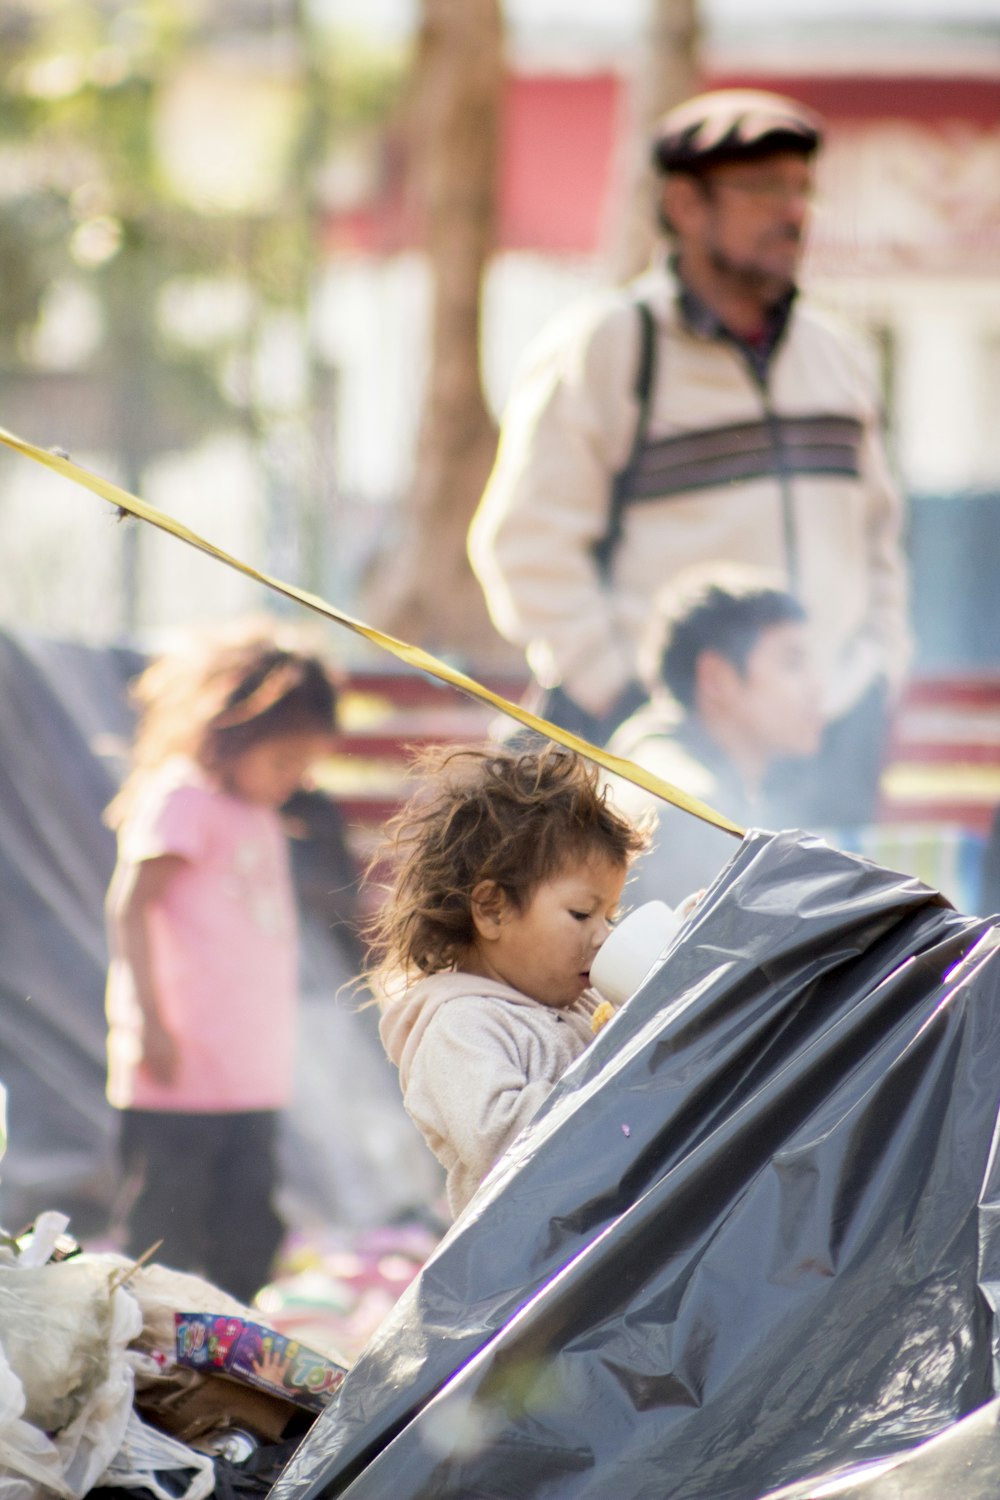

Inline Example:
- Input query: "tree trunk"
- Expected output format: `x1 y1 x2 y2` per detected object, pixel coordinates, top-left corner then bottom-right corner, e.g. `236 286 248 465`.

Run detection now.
606 0 702 283
362 0 515 667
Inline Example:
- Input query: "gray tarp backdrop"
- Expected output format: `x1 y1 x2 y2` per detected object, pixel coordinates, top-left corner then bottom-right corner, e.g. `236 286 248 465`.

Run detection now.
273 828 1000 1500
0 627 439 1238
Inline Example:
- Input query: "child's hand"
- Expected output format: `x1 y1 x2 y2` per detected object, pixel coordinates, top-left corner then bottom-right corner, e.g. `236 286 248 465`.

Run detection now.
591 1000 617 1035
676 889 705 920
142 1017 180 1084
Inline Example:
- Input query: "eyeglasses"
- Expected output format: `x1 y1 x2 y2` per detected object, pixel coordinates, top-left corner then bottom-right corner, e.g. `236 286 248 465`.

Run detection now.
706 174 816 207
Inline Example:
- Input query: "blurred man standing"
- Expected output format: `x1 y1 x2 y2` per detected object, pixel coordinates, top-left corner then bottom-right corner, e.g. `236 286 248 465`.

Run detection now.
469 89 910 825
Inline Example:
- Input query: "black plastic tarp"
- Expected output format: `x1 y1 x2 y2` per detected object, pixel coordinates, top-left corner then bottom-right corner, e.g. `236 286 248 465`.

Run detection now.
757 1395 1000 1499
0 629 142 1227
272 828 1000 1500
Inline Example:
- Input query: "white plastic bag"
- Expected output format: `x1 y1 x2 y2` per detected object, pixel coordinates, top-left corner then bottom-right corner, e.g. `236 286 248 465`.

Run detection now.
0 1340 72 1499
98 1408 214 1500
0 1258 141 1498
76 1253 254 1359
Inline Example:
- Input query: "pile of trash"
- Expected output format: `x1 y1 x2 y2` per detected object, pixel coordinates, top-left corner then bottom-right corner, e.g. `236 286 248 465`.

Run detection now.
0 1208 444 1499
0 1206 349 1499
0 1063 440 1500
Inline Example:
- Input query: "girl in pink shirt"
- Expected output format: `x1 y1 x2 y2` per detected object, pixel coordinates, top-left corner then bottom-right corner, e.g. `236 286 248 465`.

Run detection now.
105 622 338 1301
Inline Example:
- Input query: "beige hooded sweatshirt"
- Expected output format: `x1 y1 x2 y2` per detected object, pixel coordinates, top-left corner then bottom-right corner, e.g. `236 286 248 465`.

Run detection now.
379 972 598 1218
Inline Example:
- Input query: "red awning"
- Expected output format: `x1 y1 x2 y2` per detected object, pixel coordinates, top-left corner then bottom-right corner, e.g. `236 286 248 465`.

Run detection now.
323 70 1000 259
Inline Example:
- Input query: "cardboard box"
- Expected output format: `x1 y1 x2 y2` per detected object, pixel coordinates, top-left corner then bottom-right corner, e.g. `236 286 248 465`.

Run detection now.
175 1312 347 1413
134 1362 299 1444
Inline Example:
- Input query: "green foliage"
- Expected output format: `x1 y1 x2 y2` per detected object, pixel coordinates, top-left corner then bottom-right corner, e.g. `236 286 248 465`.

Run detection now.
313 29 409 134
0 195 73 347
0 0 406 452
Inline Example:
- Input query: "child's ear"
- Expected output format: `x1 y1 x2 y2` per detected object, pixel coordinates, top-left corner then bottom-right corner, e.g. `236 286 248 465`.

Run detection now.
470 880 508 942
695 648 742 711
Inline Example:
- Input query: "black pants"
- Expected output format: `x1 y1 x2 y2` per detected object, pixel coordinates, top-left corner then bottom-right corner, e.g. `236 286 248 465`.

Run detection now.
117 1109 285 1304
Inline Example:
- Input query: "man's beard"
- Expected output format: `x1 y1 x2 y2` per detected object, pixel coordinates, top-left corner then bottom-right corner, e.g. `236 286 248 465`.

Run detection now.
708 234 800 305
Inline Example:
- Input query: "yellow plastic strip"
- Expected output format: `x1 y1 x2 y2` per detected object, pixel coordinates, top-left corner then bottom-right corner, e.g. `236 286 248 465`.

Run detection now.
0 424 744 837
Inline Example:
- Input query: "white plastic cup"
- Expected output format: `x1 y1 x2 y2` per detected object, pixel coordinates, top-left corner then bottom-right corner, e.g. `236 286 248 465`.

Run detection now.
590 900 682 1006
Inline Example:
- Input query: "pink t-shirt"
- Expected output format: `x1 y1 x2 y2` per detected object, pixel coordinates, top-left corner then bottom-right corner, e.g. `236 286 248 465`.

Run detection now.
106 759 298 1112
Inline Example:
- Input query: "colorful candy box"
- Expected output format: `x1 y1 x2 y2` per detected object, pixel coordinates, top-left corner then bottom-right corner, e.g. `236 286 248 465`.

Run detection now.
175 1312 348 1413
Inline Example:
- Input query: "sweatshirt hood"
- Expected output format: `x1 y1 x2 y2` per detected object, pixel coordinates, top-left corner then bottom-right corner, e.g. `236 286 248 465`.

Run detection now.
379 971 553 1089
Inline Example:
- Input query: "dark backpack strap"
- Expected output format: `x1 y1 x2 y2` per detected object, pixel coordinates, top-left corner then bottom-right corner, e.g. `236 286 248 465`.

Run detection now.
592 299 658 578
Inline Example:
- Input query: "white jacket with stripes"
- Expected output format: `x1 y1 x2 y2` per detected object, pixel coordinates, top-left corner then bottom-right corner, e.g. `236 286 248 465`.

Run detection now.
469 263 910 720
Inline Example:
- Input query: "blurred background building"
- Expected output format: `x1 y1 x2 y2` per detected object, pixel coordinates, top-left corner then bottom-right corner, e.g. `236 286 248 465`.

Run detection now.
320 0 1000 673
0 0 997 667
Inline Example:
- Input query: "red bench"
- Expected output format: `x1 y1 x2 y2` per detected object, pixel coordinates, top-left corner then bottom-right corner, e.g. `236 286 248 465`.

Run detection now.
324 668 1000 920
878 673 1000 835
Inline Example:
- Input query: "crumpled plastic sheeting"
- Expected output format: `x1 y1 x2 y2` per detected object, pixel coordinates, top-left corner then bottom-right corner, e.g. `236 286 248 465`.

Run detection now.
756 1394 1000 1499
271 828 1000 1500
0 629 140 1228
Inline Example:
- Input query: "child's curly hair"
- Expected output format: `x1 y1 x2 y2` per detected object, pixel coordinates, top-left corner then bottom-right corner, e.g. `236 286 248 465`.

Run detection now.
366 742 647 989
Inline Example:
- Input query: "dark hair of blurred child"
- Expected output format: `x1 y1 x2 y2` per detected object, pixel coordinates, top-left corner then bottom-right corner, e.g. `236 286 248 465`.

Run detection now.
367 742 647 1219
105 619 339 1302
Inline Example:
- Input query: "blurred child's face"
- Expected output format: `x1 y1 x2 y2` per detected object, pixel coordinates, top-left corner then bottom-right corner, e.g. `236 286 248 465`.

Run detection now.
710 620 823 762
468 851 627 1009
222 731 334 808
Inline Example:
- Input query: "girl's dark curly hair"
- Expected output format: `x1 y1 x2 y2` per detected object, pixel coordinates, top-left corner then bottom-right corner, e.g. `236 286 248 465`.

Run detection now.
366 742 647 990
